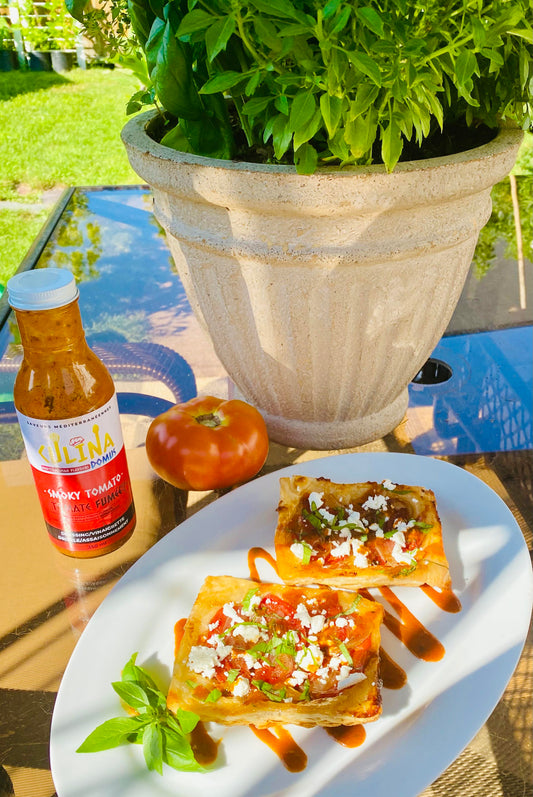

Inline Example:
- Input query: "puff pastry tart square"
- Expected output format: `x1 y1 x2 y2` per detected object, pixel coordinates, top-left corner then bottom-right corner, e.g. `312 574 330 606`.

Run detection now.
167 575 383 728
275 476 451 590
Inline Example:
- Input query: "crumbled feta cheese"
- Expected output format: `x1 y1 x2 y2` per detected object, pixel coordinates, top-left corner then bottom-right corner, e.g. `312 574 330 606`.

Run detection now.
328 654 344 671
353 551 369 568
308 491 323 509
382 479 397 491
187 643 231 678
222 602 243 625
363 494 388 511
234 624 261 643
335 617 348 627
288 669 309 687
290 542 306 560
233 676 250 697
240 653 259 670
390 530 406 547
295 603 326 634
315 666 331 682
338 664 352 680
318 506 336 524
295 644 323 671
331 540 351 558
392 545 417 565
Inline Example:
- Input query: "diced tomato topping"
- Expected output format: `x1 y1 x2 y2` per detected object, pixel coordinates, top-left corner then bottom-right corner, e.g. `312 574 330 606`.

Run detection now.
345 633 372 670
259 594 295 618
207 607 232 634
255 654 295 685
366 537 396 566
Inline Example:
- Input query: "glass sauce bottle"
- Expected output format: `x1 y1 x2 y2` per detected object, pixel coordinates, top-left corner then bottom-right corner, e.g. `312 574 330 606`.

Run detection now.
7 268 136 557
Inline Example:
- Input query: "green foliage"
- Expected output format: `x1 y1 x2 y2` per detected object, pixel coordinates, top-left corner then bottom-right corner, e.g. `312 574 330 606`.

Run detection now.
472 175 532 279
0 209 49 289
18 0 80 51
77 653 208 774
71 0 532 173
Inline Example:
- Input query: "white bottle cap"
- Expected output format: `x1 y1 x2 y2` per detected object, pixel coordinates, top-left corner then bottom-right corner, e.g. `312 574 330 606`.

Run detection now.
7 268 79 311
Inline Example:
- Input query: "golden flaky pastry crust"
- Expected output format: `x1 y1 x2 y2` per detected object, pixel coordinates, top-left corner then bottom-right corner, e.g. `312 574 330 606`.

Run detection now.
167 575 383 727
275 476 451 590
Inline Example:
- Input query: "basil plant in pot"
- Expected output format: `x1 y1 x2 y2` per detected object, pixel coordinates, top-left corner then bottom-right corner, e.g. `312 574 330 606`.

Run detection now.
71 0 532 449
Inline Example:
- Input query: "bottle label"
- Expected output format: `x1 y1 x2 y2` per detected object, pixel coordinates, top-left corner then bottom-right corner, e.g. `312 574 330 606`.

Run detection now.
17 394 135 552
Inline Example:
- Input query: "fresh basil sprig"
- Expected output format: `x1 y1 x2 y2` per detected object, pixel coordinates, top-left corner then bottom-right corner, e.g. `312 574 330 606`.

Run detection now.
76 653 207 774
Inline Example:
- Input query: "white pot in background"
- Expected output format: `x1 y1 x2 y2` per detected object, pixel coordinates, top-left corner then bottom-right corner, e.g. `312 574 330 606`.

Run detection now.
122 112 522 449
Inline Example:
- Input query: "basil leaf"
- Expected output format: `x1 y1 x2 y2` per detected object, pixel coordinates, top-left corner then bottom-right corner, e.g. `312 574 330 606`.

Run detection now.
345 50 382 87
111 680 155 711
205 16 236 62
162 727 205 772
320 92 343 138
173 707 200 735
127 0 155 47
176 8 213 36
77 716 149 753
121 653 160 693
200 70 250 94
143 723 164 774
355 6 385 37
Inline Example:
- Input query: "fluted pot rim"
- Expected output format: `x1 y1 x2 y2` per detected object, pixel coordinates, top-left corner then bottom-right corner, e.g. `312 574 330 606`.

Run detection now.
122 110 523 181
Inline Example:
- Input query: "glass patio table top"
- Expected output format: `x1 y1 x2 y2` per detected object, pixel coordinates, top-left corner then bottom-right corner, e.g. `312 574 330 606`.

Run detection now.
0 183 531 797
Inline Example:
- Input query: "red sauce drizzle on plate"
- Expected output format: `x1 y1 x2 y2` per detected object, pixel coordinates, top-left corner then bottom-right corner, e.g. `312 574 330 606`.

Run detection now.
376 587 445 662
326 724 366 747
379 646 407 689
250 725 307 772
248 546 279 581
190 721 220 765
421 585 462 613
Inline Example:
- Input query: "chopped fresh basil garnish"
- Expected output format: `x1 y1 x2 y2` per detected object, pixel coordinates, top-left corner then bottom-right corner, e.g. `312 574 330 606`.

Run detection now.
338 642 353 665
252 680 287 702
226 669 240 683
414 521 434 532
242 587 259 612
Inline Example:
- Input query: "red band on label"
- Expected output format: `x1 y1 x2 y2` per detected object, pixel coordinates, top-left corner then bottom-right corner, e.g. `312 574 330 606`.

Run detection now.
31 447 135 549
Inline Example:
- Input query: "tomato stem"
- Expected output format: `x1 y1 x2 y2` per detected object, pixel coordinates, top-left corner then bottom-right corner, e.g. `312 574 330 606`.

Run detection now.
195 412 222 428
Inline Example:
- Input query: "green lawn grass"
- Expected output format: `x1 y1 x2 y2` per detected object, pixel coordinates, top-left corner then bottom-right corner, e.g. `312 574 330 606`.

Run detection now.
0 66 142 289
0 67 140 200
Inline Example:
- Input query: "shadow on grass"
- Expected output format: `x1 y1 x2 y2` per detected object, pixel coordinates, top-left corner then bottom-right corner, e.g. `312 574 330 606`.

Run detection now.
0 70 70 101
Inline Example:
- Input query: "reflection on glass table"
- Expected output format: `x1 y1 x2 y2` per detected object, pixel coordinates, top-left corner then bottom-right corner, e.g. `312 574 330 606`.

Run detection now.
408 326 532 456
0 180 531 463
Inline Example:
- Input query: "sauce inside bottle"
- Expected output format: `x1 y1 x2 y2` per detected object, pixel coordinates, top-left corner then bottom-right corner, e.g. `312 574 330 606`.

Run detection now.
7 268 136 557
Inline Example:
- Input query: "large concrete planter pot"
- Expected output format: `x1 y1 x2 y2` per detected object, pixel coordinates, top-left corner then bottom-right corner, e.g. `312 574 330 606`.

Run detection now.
122 112 522 449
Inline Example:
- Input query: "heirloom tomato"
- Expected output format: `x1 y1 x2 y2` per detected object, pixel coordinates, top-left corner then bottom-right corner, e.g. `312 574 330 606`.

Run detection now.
145 395 269 491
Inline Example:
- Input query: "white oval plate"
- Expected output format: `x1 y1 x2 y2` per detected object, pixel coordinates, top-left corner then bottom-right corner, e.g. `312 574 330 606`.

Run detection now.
50 452 533 797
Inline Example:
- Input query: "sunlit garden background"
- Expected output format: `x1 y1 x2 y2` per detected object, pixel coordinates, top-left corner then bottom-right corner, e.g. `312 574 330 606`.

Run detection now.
0 0 531 294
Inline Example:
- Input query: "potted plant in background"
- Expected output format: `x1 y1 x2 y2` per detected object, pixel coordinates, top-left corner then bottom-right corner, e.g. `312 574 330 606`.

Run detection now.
18 0 78 71
0 14 19 70
68 0 532 449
